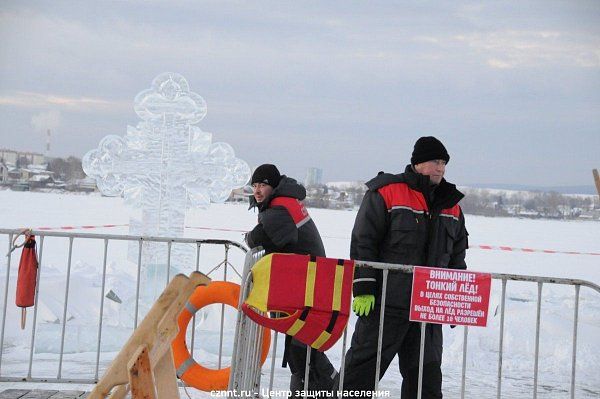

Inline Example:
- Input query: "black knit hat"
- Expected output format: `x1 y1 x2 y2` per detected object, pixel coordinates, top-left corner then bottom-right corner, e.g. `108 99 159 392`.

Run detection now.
251 164 281 187
410 136 450 165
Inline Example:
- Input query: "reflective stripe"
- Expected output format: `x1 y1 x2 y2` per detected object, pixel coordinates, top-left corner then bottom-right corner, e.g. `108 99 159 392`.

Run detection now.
287 319 305 335
389 206 425 214
305 261 317 307
391 205 458 221
440 213 459 222
185 301 197 314
296 215 311 228
332 264 344 311
176 356 197 378
353 278 376 283
312 331 331 350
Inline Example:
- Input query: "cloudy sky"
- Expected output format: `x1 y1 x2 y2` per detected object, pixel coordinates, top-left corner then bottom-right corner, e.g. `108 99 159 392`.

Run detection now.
1 1 599 187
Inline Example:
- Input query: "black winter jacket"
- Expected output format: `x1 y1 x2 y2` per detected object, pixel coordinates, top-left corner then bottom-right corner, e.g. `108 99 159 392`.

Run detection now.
247 176 326 257
351 165 468 311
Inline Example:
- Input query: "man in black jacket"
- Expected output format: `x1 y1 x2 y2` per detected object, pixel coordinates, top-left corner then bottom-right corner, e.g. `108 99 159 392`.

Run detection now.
246 164 337 396
337 137 468 398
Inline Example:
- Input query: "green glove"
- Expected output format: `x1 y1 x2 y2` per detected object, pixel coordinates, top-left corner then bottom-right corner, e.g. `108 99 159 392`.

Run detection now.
352 295 375 316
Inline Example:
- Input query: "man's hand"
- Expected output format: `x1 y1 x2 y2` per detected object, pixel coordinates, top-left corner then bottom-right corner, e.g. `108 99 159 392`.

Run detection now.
352 295 375 316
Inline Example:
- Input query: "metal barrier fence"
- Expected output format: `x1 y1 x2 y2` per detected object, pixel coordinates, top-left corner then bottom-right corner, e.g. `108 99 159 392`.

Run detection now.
229 248 267 395
0 228 247 384
2 231 599 397
230 251 600 399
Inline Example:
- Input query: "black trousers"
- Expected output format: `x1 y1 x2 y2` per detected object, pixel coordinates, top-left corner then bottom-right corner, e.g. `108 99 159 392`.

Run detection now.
285 336 337 395
335 308 443 399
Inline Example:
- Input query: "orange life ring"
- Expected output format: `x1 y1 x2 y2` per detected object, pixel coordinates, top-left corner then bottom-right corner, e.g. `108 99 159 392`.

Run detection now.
171 281 271 391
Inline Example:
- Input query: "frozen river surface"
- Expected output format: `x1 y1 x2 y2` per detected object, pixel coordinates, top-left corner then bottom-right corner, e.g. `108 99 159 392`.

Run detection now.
0 190 598 398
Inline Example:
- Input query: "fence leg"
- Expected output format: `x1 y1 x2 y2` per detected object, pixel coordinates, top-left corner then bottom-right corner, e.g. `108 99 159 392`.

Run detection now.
461 326 468 399
417 322 426 399
570 285 580 399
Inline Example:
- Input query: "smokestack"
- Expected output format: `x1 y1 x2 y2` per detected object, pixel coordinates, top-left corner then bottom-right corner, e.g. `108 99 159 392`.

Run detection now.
46 129 51 157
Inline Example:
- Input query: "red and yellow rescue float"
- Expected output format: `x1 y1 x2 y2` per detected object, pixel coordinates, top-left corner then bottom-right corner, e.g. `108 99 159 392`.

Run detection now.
242 253 354 352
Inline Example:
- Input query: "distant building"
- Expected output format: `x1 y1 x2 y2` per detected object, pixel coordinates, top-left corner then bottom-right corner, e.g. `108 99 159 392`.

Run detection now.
0 149 45 166
0 161 8 184
304 167 323 187
66 177 97 192
19 166 53 182
228 186 253 202
28 173 54 189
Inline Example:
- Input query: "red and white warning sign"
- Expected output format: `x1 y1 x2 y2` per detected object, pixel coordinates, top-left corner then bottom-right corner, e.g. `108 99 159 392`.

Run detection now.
409 266 492 327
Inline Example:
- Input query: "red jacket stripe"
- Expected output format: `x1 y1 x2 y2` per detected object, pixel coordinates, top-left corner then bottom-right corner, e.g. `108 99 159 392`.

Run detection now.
379 183 461 219
270 197 311 227
441 204 461 219
378 183 428 213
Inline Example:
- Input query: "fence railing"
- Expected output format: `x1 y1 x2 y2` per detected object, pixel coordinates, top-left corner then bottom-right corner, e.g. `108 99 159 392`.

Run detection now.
231 251 600 399
2 231 599 398
0 228 247 384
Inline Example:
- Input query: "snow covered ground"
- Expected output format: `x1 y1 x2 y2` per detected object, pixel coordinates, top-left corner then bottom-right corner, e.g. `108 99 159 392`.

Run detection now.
0 190 599 398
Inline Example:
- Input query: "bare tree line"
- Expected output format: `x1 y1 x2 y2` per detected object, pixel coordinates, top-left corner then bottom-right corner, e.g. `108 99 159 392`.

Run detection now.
304 184 600 220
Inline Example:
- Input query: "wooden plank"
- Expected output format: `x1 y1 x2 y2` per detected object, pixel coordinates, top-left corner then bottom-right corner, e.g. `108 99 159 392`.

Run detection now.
593 169 600 197
90 272 210 398
153 350 180 399
0 390 31 399
91 273 202 397
128 345 156 399
151 272 211 366
105 386 127 399
89 275 189 398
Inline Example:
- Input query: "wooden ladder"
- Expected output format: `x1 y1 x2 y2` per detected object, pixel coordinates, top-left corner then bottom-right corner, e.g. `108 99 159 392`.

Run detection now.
89 271 211 399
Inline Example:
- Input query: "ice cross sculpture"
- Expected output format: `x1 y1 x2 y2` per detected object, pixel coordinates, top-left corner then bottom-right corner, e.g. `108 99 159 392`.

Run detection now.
83 72 250 268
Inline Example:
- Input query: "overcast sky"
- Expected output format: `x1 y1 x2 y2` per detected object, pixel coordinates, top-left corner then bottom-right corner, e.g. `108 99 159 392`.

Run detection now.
1 1 599 187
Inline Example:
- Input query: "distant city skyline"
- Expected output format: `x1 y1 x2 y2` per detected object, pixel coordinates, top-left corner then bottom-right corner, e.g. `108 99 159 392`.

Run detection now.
1 1 599 187
2 145 596 195
305 167 323 187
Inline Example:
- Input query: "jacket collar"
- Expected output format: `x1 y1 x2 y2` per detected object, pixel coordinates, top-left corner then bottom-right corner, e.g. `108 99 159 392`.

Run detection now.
403 164 464 210
248 175 307 211
366 165 464 210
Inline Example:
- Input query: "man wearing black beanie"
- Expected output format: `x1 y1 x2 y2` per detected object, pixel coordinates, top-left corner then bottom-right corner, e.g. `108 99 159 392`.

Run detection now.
335 137 468 398
246 164 337 396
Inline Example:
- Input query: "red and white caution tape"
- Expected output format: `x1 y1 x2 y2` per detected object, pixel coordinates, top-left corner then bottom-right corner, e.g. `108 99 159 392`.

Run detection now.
35 224 128 231
470 244 600 256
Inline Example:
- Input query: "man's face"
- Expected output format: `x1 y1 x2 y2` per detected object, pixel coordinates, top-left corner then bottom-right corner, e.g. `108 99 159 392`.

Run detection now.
252 182 273 203
414 159 447 185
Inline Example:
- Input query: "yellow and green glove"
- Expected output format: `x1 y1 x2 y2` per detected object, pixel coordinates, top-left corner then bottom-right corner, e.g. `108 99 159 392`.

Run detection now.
352 294 375 316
